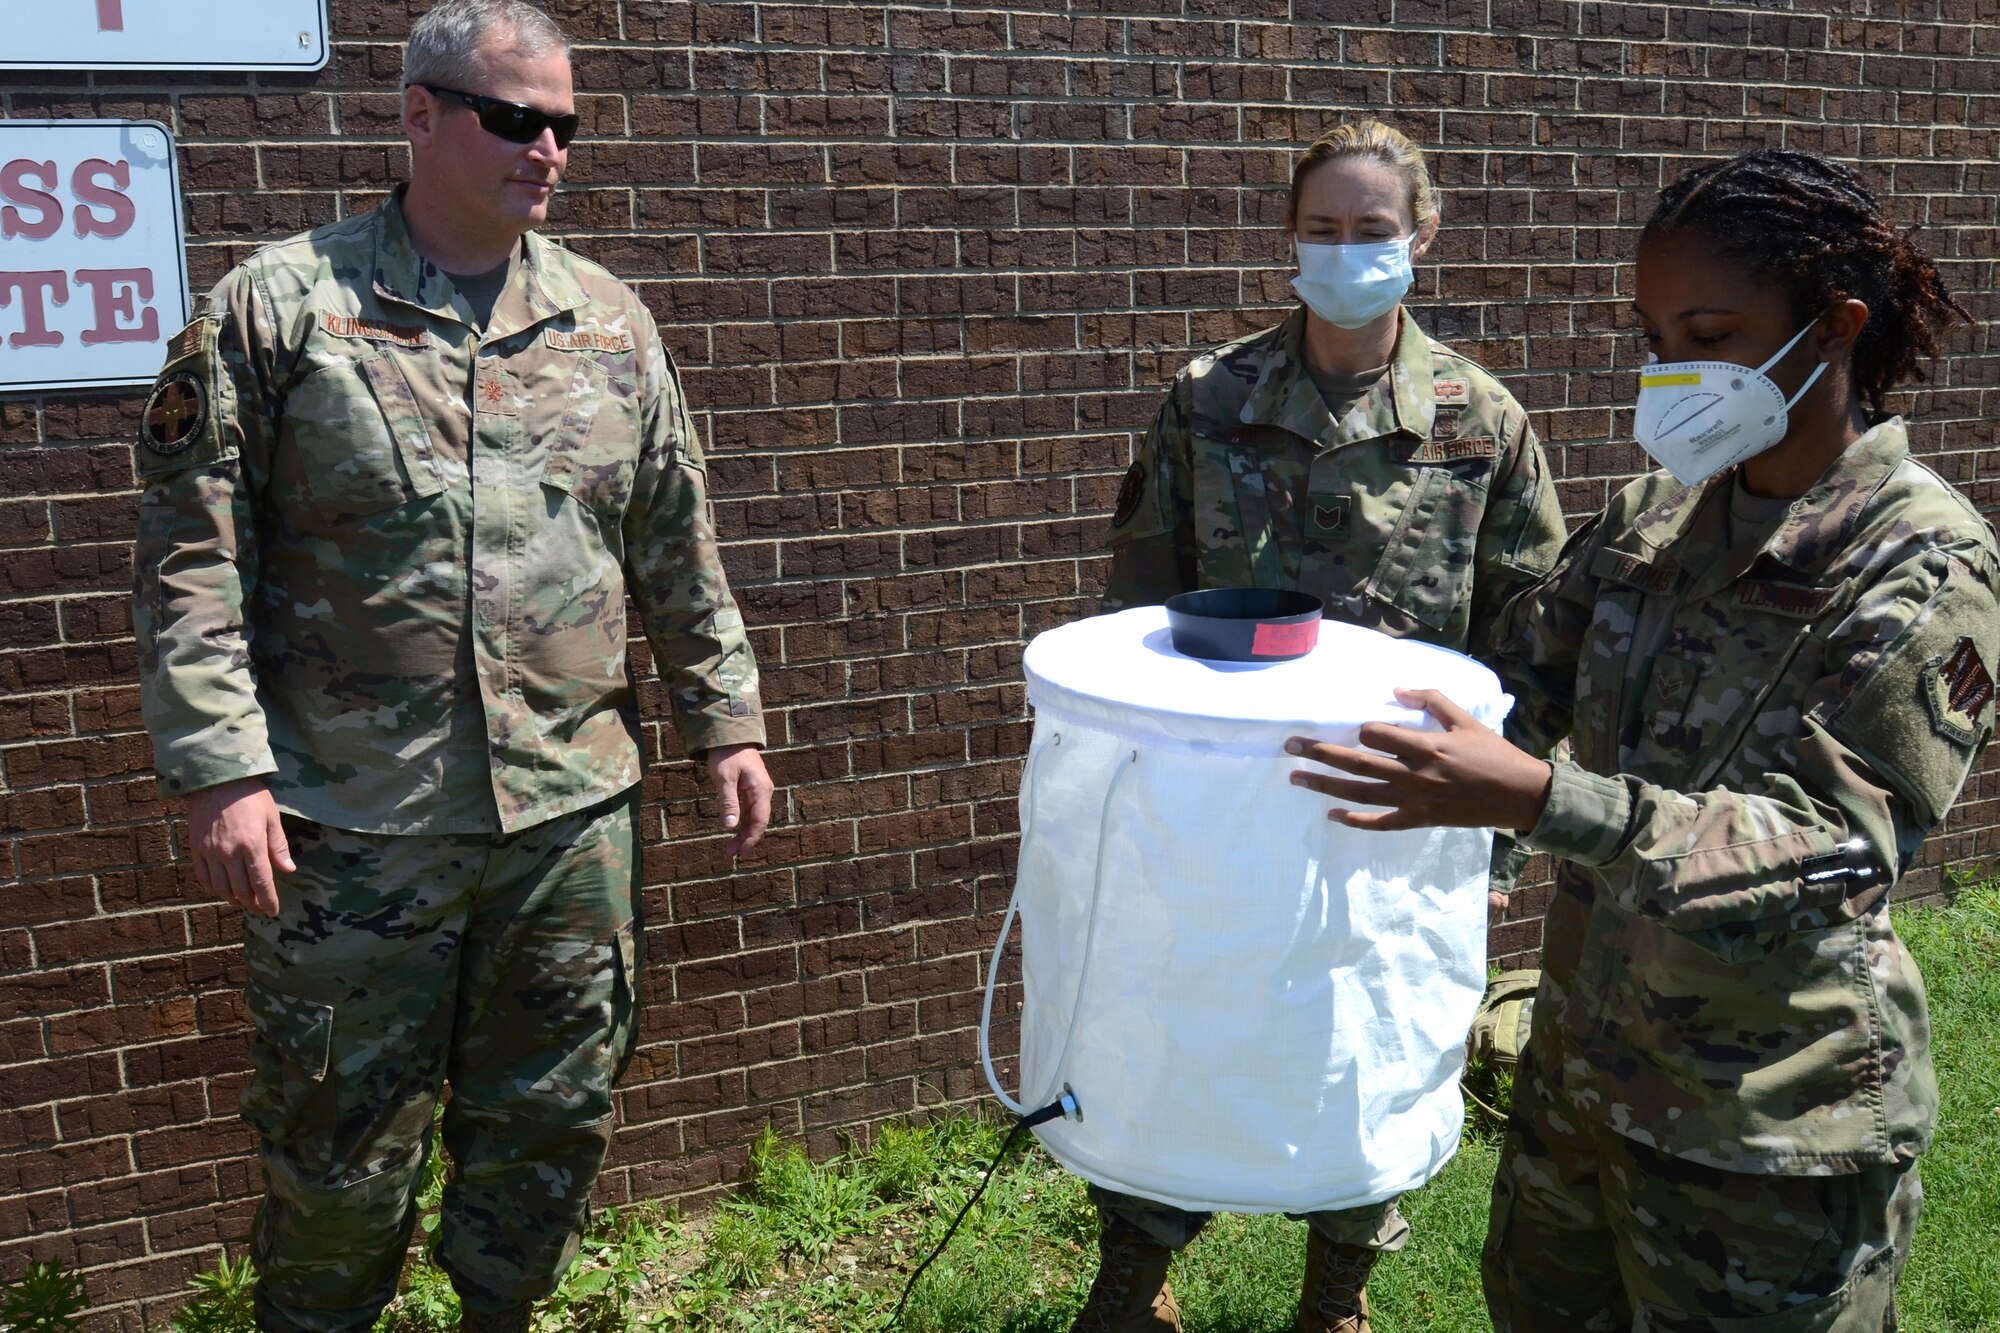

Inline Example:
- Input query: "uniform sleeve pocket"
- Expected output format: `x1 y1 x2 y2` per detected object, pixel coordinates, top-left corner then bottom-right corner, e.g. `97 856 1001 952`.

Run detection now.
134 500 174 676
283 355 444 517
239 984 334 1145
1366 466 1488 631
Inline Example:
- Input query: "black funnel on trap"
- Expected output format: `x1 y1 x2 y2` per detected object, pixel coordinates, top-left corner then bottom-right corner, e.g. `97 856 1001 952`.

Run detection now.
1164 588 1325 663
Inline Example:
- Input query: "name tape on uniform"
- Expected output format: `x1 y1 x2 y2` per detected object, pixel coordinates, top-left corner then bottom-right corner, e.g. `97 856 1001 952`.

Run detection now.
320 314 428 347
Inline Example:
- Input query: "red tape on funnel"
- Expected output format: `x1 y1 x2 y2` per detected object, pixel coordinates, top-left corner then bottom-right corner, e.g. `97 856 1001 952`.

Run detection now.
1250 620 1317 657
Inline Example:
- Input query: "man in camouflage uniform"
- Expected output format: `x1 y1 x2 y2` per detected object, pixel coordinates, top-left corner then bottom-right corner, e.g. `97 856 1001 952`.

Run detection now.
1094 301 1566 1330
1477 417 1999 1330
131 4 768 1330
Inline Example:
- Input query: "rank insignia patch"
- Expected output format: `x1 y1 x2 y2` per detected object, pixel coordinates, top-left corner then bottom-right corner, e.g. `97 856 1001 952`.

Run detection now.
1112 461 1146 528
143 371 208 455
1925 636 1995 746
1311 498 1350 534
475 371 520 416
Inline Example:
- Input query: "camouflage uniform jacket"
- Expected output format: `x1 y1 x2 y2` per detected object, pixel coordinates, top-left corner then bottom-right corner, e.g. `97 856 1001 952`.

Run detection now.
1102 306 1566 659
133 191 765 835
1495 418 2000 1173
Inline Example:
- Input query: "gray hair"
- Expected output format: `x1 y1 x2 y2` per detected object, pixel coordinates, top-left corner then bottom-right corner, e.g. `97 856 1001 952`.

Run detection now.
403 0 569 90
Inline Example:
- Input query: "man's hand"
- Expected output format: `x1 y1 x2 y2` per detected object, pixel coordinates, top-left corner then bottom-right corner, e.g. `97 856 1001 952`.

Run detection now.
704 743 773 855
1286 688 1554 834
186 777 295 918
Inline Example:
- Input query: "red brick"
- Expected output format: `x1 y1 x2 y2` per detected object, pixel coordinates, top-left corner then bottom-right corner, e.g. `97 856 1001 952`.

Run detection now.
8 9 2000 1325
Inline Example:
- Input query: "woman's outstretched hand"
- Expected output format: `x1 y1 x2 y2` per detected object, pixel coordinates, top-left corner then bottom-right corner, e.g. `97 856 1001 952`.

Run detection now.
1286 687 1554 833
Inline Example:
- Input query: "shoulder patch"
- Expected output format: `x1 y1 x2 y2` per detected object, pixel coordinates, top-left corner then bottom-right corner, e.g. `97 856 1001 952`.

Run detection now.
1112 461 1146 528
1433 377 1470 404
137 315 229 475
143 370 208 457
546 327 637 353
1925 637 1995 746
320 313 429 347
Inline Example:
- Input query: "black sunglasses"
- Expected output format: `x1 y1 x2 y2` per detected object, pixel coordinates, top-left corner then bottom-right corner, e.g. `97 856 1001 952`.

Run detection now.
421 84 579 149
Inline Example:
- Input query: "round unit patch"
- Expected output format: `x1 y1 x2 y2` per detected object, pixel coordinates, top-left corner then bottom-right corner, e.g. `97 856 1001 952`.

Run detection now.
1112 461 1146 528
144 371 208 456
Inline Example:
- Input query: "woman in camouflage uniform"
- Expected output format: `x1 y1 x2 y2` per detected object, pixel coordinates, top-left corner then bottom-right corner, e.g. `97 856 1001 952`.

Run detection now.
1082 122 1567 1333
1291 149 1998 1332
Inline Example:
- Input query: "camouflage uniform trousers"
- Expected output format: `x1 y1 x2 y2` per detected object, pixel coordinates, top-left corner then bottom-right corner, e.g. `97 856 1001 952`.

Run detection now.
1089 1186 1411 1254
240 791 641 1333
1483 1051 1920 1333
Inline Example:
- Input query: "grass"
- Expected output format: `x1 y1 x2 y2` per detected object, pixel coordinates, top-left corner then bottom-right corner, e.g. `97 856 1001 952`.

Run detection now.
1896 877 2000 1333
137 879 2000 1332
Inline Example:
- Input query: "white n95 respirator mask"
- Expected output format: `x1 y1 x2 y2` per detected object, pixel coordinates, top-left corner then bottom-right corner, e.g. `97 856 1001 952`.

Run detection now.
1292 237 1413 329
1633 319 1828 487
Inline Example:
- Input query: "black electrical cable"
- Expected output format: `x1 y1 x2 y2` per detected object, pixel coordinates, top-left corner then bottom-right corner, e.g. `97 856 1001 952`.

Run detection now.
888 1091 1078 1328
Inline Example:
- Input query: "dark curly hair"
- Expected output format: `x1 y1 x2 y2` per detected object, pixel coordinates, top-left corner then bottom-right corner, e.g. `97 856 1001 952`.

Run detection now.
1642 148 1969 413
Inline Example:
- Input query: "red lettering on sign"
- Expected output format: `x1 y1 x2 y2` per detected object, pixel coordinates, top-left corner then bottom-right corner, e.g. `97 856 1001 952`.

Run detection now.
1251 620 1319 657
71 160 135 240
97 0 124 32
76 268 156 345
0 272 70 348
1 160 62 241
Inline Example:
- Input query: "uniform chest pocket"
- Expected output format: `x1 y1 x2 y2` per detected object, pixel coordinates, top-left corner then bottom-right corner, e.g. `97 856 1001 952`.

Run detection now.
1630 586 1842 782
1186 425 1310 589
1364 465 1488 631
1636 649 1708 763
282 354 446 518
539 356 639 520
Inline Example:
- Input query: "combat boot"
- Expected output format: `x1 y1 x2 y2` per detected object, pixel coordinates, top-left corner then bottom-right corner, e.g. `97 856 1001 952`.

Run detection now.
457 1303 532 1333
1070 1221 1181 1332
1296 1230 1376 1333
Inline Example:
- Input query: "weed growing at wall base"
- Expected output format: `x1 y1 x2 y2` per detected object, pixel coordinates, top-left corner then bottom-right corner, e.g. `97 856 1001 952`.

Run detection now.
0 1260 87 1333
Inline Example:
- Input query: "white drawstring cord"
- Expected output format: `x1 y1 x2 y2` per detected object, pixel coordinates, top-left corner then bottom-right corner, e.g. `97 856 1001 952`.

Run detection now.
980 740 1138 1117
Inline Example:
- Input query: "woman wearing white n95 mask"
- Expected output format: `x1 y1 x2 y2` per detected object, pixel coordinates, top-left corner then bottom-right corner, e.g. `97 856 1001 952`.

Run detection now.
1289 147 1997 1333
1085 121 1567 1333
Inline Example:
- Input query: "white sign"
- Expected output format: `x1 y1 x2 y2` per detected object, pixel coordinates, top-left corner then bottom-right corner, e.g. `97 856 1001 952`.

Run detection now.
0 121 190 394
2 0 329 71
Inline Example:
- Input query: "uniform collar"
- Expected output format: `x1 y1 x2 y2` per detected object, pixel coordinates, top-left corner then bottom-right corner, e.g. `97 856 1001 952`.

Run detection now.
1634 417 1910 586
491 232 588 340
1237 305 1434 446
1383 307 1437 439
368 186 588 334
1756 416 1909 573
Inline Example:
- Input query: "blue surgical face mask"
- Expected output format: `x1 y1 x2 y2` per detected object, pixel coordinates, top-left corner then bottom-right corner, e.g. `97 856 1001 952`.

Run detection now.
1291 236 1414 329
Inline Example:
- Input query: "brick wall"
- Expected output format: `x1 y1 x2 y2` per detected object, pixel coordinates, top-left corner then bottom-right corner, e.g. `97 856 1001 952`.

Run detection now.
5 0 1999 1326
